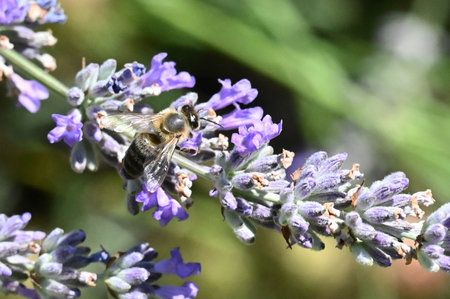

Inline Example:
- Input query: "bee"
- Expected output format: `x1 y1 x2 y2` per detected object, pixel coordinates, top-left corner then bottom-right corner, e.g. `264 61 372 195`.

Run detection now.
99 104 200 192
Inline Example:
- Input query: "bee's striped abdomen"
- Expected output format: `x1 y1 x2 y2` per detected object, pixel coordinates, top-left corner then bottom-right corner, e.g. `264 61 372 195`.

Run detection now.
121 133 160 179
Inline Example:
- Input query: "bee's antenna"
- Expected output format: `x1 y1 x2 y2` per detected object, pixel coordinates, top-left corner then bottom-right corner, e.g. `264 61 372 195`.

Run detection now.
200 117 223 128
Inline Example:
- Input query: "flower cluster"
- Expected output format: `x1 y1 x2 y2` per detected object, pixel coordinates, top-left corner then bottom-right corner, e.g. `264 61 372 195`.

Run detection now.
0 212 100 298
0 212 44 296
0 0 66 113
48 55 272 225
417 203 450 272
32 228 105 298
0 212 201 298
45 53 450 274
104 244 200 299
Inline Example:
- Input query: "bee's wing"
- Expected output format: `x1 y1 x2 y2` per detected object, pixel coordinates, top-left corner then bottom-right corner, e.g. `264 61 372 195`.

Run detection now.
143 137 178 193
99 113 163 134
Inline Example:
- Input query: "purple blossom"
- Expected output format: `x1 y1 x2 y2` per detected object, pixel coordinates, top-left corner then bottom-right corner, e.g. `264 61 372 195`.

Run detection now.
139 53 195 92
104 244 200 298
219 107 264 130
47 109 83 147
198 79 258 111
231 115 282 153
154 282 199 299
135 187 188 226
9 73 49 113
0 0 28 24
153 248 201 278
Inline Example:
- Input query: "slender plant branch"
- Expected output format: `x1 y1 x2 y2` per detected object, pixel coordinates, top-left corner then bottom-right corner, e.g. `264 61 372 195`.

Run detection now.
0 48 69 96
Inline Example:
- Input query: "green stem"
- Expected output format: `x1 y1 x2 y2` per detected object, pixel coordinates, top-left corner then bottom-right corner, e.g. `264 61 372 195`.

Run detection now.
0 48 69 97
172 153 211 182
173 153 281 204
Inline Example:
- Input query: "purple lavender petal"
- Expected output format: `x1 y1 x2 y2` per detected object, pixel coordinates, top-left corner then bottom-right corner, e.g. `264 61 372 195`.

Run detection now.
153 203 188 226
153 248 201 278
47 110 83 147
0 0 28 24
139 53 195 92
154 281 199 299
135 186 158 211
200 78 258 111
231 115 282 154
219 107 264 130
10 73 49 113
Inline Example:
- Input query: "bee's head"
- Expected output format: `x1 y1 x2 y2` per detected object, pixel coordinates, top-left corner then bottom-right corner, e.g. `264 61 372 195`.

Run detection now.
181 104 200 130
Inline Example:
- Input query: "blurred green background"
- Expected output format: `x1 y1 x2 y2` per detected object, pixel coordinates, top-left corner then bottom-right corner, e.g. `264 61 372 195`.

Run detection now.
1 0 450 298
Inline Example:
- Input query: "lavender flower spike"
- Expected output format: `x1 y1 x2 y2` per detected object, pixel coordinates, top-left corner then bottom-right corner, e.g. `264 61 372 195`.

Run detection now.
47 109 83 147
0 212 45 281
418 203 450 273
104 243 200 299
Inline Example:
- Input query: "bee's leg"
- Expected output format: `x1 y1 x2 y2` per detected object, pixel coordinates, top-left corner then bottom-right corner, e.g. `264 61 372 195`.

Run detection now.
176 146 199 155
125 179 140 215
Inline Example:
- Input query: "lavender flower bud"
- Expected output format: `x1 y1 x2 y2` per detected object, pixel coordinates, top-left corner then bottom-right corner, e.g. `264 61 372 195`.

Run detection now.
304 151 327 167
75 63 99 92
423 224 447 243
40 279 80 299
231 173 254 190
221 192 237 210
98 59 117 80
370 172 409 202
67 87 84 106
105 276 132 293
298 201 325 219
117 268 149 285
351 243 374 266
248 203 273 225
295 177 316 198
223 210 255 244
318 152 348 173
363 207 405 224
70 141 87 173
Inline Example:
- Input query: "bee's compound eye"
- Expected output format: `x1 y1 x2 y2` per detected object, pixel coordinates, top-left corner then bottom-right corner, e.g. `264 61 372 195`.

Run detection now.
166 113 185 132
181 105 190 113
190 114 200 130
